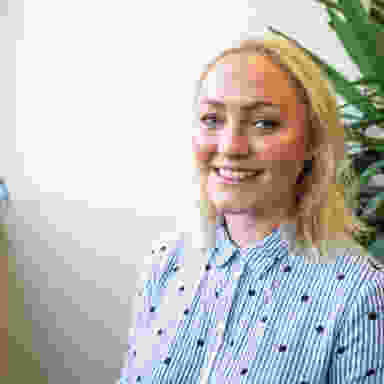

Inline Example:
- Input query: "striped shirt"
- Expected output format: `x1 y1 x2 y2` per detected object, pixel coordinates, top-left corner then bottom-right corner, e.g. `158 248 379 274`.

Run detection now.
117 215 384 383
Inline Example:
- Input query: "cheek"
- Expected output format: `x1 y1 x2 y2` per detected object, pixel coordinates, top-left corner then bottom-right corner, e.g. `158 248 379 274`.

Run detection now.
192 135 217 163
257 135 308 163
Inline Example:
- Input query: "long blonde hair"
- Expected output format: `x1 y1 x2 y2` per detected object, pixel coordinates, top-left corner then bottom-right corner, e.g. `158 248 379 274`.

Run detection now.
192 32 378 265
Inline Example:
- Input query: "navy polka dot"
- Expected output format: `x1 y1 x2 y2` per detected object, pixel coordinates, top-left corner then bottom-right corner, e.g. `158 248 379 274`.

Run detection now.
122 227 383 383
301 294 309 302
336 346 346 354
366 368 375 376
283 265 292 272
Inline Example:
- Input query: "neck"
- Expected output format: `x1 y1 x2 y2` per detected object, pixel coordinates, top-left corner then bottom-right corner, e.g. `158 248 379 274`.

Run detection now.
223 206 296 249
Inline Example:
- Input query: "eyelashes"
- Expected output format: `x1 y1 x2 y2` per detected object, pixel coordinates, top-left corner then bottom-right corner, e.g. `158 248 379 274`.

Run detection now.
200 114 280 131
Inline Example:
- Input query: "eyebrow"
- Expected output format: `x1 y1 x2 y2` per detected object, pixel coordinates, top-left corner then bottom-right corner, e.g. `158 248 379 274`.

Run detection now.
200 98 280 111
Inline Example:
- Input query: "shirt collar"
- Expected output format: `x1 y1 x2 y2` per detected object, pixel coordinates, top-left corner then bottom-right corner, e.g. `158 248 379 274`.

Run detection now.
213 216 299 269
185 203 319 269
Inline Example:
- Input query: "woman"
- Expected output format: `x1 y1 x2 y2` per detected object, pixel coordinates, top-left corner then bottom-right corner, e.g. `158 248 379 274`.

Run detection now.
117 32 384 383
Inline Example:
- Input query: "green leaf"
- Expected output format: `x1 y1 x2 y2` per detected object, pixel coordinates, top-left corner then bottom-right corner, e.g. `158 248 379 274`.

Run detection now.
360 160 384 184
326 7 376 78
333 0 384 77
370 144 384 152
314 0 344 13
350 76 384 86
342 112 364 120
362 191 384 216
267 26 378 117
368 237 384 262
348 117 384 130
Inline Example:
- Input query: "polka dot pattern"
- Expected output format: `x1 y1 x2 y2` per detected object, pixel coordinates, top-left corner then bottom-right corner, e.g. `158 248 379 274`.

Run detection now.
117 224 384 384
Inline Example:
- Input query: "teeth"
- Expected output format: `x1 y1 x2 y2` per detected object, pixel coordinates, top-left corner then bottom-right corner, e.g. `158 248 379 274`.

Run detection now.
218 168 259 179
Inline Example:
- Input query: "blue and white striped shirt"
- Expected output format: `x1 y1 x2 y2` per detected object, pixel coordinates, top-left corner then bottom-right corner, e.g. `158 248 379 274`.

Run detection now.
117 215 384 383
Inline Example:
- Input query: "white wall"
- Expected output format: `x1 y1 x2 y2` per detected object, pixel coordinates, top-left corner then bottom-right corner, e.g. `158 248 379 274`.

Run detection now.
5 0 362 383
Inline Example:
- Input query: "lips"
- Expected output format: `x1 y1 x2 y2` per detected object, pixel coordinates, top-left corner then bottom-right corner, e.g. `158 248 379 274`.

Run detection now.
214 167 264 174
214 167 262 172
213 168 265 183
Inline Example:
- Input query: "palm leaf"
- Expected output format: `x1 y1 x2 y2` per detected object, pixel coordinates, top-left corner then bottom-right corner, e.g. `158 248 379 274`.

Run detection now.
361 191 384 216
267 26 378 118
326 7 376 77
350 76 384 87
360 160 384 185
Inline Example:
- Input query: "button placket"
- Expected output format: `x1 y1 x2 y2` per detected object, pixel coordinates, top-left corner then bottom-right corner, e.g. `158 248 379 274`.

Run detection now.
200 260 246 384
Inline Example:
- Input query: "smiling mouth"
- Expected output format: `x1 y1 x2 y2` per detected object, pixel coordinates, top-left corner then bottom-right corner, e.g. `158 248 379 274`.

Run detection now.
213 168 265 181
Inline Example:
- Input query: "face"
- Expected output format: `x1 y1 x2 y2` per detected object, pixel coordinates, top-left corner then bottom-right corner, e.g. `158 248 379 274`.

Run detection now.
192 53 313 218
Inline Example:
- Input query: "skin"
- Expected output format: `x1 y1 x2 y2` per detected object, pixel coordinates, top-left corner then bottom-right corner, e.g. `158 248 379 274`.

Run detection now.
192 53 314 248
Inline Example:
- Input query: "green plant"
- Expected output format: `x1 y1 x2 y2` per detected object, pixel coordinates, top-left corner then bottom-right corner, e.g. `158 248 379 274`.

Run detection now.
268 0 384 251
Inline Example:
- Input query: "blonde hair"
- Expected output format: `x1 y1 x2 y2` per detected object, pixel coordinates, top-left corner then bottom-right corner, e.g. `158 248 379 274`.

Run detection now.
192 32 378 265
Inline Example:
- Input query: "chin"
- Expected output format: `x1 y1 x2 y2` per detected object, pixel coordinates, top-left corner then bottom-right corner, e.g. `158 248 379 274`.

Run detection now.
212 199 260 215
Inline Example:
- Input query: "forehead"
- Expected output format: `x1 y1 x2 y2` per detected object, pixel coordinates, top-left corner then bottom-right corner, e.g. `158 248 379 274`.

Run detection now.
199 53 298 108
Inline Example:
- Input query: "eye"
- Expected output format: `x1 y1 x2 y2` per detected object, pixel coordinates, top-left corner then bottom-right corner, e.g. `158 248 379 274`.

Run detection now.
200 115 280 132
252 120 280 130
200 114 222 128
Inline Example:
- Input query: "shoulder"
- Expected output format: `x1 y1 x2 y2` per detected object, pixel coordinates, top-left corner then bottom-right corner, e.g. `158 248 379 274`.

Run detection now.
139 230 184 284
342 240 384 273
149 231 184 265
131 230 184 311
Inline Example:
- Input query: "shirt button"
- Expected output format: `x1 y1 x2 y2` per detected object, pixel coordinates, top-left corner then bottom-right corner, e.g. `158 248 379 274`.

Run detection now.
216 322 225 336
233 270 242 279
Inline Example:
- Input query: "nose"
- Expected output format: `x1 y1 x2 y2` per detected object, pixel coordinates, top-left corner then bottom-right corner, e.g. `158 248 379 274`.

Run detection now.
218 131 250 155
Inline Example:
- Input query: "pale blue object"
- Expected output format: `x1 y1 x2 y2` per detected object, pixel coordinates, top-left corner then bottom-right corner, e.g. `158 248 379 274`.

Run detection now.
118 219 384 384
0 181 8 201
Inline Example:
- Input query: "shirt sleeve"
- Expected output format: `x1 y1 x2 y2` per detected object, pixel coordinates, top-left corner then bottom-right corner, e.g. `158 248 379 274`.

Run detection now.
328 271 384 383
115 231 181 384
